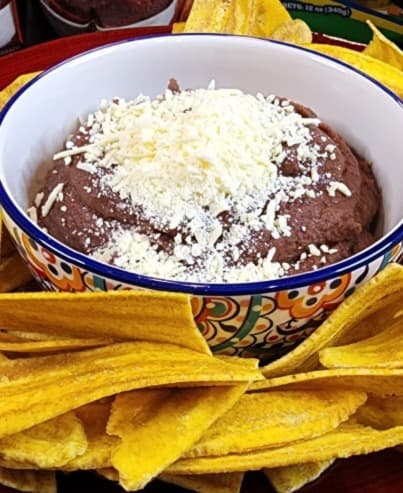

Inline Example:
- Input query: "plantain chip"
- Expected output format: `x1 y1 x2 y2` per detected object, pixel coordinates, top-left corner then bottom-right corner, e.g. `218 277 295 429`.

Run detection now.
363 21 403 71
224 0 252 35
271 19 312 44
184 0 233 33
172 22 186 33
167 421 403 474
355 395 403 429
97 467 119 481
107 385 247 490
0 72 40 111
0 336 114 353
0 467 56 493
246 0 291 37
0 290 210 354
62 400 118 471
252 368 403 397
334 296 402 346
98 467 245 493
262 264 403 377
184 390 366 457
319 315 403 369
304 44 403 98
161 472 244 493
264 460 335 493
0 412 87 468
0 341 261 438
0 332 23 343
184 0 291 37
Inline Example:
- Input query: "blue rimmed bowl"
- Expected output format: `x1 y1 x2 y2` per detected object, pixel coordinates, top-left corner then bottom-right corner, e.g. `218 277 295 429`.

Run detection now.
0 35 402 360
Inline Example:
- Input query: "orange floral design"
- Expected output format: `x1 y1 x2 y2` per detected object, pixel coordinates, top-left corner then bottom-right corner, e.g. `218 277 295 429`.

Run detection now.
276 273 351 319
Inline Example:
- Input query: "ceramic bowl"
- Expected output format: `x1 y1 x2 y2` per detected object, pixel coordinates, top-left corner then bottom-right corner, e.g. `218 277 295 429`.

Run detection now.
0 35 402 359
0 1 16 48
39 0 177 36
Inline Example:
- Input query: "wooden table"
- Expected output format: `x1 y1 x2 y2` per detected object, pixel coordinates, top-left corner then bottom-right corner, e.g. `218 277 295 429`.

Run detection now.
0 27 401 493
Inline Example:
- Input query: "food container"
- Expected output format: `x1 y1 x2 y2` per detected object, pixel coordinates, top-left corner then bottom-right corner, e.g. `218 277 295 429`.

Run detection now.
0 34 402 359
39 0 178 36
0 0 21 55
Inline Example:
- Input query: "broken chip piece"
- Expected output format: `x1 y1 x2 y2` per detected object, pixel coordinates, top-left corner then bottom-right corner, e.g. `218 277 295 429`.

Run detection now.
167 421 403 474
108 385 247 490
0 466 56 493
363 21 403 71
185 390 366 457
264 460 335 493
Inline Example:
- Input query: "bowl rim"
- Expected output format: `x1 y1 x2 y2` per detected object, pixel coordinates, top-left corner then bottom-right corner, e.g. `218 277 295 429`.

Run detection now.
0 33 402 295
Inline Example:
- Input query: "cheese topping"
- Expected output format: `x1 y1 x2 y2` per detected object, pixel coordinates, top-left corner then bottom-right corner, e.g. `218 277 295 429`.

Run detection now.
41 183 64 218
47 86 354 283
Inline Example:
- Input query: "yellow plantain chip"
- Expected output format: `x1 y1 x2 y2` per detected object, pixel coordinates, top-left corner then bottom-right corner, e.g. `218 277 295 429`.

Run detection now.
252 368 403 397
0 412 87 468
0 467 56 493
363 21 403 71
0 332 23 343
0 341 261 438
0 457 34 470
74 399 113 426
224 0 252 35
184 0 233 33
319 315 403 369
0 254 33 293
98 467 245 493
0 330 65 341
161 472 244 493
107 385 247 491
0 290 210 354
107 388 170 436
0 336 114 353
63 400 118 471
184 0 291 37
304 44 403 98
0 72 40 111
244 0 291 37
264 460 335 493
335 296 402 346
97 467 119 481
172 22 186 33
271 19 312 44
262 264 403 377
184 390 366 457
167 421 403 474
355 395 403 429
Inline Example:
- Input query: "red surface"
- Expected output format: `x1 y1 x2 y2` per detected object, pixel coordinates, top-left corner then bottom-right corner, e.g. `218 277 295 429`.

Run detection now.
0 26 401 493
0 27 365 90
0 26 170 89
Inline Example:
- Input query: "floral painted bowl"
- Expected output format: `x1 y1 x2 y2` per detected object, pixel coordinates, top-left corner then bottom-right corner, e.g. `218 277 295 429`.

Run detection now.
0 35 402 360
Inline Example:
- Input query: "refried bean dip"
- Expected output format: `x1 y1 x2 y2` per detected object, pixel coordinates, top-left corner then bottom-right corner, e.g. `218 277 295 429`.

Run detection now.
30 82 380 282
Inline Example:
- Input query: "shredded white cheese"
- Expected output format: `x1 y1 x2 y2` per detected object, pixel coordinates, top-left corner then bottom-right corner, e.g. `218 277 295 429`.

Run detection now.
41 183 64 217
27 206 38 224
327 181 352 198
44 85 354 282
